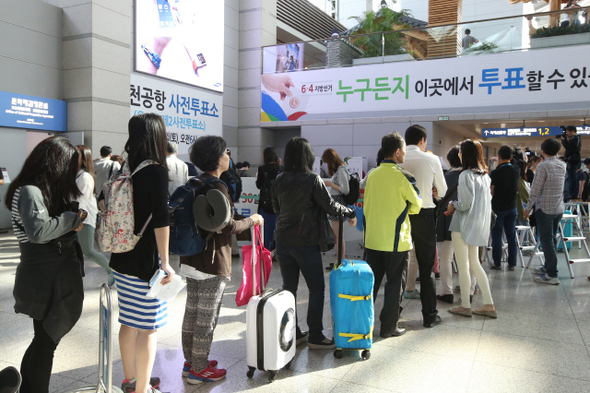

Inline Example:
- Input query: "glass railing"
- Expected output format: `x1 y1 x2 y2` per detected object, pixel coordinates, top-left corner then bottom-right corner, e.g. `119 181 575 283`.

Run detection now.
262 7 590 74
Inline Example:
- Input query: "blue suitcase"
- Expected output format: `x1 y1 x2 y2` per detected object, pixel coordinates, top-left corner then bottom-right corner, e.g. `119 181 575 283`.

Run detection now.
329 216 374 360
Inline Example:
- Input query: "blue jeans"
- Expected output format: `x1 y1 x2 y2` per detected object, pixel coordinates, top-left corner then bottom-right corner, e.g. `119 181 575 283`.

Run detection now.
276 243 326 342
536 209 562 278
491 208 518 267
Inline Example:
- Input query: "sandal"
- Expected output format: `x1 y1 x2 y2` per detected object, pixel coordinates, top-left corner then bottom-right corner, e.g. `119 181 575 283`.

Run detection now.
448 307 472 317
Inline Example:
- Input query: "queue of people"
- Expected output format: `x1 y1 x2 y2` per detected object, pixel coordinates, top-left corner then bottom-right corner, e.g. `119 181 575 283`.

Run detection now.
6 112 584 393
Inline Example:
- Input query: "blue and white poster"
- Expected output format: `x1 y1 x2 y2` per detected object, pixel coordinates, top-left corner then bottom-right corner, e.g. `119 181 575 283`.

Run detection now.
0 91 66 132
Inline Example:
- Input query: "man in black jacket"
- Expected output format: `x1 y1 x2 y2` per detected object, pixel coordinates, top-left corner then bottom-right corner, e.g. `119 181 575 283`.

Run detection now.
560 126 582 200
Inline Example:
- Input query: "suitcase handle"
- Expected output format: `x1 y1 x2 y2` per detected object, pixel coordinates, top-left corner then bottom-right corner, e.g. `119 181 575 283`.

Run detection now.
337 215 344 268
250 223 265 297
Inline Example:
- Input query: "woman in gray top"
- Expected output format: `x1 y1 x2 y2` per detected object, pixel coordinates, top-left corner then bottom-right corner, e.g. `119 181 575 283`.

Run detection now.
446 140 497 319
5 136 85 393
322 148 351 268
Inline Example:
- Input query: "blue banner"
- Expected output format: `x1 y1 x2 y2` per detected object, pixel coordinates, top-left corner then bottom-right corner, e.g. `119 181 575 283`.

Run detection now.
482 127 563 138
0 91 67 132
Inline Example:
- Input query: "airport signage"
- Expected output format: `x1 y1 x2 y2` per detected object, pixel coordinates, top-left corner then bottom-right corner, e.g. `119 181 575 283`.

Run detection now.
0 91 66 132
483 125 590 138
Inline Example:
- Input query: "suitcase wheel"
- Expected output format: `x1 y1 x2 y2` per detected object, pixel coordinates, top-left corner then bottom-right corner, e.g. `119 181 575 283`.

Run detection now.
284 360 293 369
361 350 371 360
333 349 343 359
246 367 255 378
268 370 278 383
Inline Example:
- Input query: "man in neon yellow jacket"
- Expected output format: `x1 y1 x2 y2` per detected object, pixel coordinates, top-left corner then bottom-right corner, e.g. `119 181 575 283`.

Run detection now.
364 132 422 338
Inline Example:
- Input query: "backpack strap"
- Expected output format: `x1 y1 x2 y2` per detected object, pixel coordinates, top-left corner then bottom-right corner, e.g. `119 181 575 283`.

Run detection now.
131 160 157 176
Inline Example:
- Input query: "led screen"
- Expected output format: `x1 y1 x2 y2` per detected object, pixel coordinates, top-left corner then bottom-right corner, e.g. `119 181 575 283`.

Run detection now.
135 0 224 92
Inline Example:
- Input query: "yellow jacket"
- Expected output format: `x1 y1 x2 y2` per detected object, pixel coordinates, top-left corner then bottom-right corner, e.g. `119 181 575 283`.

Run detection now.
364 162 422 252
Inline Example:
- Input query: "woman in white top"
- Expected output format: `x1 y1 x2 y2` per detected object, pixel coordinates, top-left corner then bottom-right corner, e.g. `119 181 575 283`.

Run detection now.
446 139 497 318
75 145 114 285
322 148 350 269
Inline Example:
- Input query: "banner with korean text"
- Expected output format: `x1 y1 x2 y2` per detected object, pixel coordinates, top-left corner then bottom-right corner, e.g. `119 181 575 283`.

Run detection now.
260 46 590 122
130 73 222 157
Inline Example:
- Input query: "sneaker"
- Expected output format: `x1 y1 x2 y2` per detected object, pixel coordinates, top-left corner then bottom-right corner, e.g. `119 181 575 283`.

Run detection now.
296 329 309 346
534 273 560 285
435 272 440 280
508 266 515 271
307 338 336 349
490 265 502 270
121 378 161 393
183 361 218 377
532 266 547 275
187 365 227 384
404 289 420 299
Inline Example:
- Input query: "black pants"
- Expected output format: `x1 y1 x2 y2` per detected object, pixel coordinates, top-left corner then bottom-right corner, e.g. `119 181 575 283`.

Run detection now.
366 248 408 335
410 208 439 323
20 319 59 393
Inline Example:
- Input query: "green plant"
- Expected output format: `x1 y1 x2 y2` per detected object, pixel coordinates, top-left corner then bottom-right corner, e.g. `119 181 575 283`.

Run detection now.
531 23 590 38
464 41 500 52
348 8 410 57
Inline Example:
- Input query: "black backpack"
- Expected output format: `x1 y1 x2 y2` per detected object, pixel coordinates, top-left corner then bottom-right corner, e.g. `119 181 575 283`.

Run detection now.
342 171 360 206
259 168 280 214
168 177 222 256
220 159 243 203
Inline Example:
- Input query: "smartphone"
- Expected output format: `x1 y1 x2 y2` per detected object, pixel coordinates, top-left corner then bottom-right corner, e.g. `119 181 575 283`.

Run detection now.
155 0 177 36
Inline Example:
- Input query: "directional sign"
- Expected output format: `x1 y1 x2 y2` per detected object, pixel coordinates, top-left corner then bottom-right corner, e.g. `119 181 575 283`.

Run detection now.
483 125 590 138
482 127 563 138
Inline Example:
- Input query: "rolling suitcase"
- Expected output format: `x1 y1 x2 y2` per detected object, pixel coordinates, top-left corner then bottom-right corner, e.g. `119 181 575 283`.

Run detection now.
246 225 296 383
329 215 374 360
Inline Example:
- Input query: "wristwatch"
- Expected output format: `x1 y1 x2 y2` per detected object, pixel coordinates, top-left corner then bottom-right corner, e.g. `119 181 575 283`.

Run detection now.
142 43 162 69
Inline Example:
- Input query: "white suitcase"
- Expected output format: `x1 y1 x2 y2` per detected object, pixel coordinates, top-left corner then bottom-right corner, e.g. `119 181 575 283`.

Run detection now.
245 226 296 383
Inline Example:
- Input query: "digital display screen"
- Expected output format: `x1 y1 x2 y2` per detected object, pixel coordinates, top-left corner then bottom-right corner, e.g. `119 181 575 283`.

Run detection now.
134 0 224 92
0 91 66 132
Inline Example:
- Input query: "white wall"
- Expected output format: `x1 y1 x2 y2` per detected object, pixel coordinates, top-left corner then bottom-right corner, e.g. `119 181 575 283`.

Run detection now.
0 0 63 228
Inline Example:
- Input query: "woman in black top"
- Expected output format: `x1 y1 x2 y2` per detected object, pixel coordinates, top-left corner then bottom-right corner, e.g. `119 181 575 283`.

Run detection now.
255 146 283 250
272 137 356 349
5 136 85 393
110 113 173 393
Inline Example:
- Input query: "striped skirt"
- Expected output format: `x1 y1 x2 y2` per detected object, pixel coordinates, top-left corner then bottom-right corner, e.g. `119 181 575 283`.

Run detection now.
113 271 168 330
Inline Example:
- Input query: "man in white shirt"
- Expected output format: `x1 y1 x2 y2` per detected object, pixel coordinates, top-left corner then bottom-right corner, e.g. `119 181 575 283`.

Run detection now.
94 146 121 197
166 142 189 196
399 125 447 328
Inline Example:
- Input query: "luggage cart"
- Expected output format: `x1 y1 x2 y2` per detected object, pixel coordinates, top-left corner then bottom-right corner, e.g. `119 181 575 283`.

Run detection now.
63 284 122 393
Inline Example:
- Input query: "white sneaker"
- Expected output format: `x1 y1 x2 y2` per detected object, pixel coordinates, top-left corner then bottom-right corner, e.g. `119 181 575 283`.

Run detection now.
532 266 546 275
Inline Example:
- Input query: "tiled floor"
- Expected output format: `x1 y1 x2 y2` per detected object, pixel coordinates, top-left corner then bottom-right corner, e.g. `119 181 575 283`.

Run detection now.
3 231 590 392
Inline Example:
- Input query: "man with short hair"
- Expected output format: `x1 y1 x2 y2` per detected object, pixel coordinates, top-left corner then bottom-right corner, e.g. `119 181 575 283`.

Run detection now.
462 29 479 48
524 138 567 285
490 146 520 271
364 132 422 337
94 145 121 196
560 126 582 201
166 141 189 196
399 124 447 328
238 161 252 177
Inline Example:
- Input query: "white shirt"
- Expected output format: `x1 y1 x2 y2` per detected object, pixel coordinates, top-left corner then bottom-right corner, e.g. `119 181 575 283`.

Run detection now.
399 145 447 209
166 154 189 196
74 170 98 228
94 158 120 196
